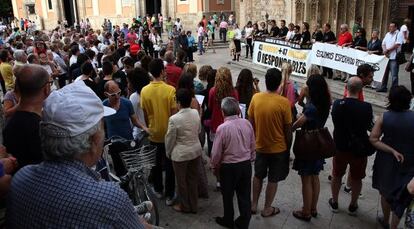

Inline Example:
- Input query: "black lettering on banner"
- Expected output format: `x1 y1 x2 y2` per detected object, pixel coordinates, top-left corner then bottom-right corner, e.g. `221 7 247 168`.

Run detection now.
257 51 262 62
316 50 334 59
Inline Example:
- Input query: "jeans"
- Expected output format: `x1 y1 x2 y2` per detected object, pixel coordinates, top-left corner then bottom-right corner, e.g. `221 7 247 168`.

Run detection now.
198 36 205 54
380 60 399 90
220 28 227 43
150 142 175 198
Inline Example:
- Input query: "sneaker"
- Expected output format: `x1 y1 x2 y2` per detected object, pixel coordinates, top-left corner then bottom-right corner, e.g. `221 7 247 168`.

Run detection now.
134 201 153 214
328 198 339 213
151 187 163 199
348 204 358 216
166 197 175 206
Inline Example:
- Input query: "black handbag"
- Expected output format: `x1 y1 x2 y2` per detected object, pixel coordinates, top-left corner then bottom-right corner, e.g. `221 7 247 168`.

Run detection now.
293 127 336 160
395 32 407 65
405 54 414 72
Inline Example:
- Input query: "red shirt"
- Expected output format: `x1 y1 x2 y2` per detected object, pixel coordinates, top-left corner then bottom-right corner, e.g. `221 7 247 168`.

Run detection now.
343 85 364 101
337 32 353 46
208 87 239 133
165 63 182 88
129 43 141 56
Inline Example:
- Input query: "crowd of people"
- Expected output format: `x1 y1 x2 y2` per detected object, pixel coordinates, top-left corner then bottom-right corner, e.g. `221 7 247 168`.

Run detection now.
0 12 412 229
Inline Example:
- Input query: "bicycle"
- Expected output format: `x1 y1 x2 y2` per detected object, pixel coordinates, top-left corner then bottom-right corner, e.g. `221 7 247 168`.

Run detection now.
98 132 160 226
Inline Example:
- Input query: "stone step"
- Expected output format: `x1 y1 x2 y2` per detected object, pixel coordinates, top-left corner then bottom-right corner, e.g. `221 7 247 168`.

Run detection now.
228 58 387 114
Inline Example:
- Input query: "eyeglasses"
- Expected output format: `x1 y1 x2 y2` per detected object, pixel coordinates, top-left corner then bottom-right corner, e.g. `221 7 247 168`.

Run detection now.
106 91 121 97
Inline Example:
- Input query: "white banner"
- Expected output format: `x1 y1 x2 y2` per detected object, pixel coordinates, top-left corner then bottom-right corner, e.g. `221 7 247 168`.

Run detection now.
309 42 389 82
252 41 311 78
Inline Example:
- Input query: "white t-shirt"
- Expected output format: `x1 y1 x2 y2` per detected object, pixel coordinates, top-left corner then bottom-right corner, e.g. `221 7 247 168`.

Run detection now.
245 27 253 39
382 30 404 60
129 92 147 139
69 55 78 66
175 21 182 31
234 29 242 40
400 25 409 43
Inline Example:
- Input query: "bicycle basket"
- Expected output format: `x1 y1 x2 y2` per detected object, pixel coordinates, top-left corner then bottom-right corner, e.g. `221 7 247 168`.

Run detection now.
119 144 157 172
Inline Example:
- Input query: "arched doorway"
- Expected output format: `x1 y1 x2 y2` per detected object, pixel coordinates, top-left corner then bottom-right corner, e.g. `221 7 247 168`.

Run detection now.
145 0 161 16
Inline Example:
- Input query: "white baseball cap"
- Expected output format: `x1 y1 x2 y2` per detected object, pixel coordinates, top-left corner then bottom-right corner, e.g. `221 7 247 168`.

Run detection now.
42 81 115 137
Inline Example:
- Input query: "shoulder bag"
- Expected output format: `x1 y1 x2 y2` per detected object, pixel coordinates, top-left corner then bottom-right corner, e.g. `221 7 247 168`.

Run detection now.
293 127 336 160
396 32 407 65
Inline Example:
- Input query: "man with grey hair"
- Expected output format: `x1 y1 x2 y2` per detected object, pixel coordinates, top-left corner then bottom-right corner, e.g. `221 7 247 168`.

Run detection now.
6 81 145 228
3 64 52 171
330 76 373 216
211 97 255 229
13 50 27 67
164 50 182 87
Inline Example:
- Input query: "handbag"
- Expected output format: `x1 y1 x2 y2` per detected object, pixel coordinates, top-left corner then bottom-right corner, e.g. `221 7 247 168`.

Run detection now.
293 127 336 160
395 32 407 65
191 44 197 53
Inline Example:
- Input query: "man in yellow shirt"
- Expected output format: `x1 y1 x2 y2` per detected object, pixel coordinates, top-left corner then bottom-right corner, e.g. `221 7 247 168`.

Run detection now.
0 50 14 92
248 68 292 218
141 58 177 206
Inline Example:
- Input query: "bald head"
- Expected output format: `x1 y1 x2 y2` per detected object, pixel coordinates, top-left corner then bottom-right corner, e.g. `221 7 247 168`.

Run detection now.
104 80 120 93
15 64 50 98
347 77 363 96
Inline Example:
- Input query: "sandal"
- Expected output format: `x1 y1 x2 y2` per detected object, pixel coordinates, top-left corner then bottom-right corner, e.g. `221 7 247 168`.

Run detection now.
292 210 311 222
261 207 280 217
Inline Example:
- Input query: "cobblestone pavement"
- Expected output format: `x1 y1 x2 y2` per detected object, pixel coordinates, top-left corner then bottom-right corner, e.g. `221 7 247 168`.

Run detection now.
155 47 410 229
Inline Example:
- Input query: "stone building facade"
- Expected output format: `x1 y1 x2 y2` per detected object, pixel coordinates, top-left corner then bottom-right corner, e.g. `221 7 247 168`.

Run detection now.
11 0 235 31
11 0 413 44
237 0 412 40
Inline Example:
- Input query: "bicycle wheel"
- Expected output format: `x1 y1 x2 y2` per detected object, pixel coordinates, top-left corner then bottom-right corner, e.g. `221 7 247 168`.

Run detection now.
131 175 160 226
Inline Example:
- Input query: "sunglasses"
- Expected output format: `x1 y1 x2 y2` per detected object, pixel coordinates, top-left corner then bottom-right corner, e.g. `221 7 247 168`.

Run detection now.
106 91 121 97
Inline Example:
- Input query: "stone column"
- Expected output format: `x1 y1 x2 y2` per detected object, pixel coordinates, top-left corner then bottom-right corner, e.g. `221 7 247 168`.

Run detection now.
11 0 19 19
42 0 48 19
116 0 122 15
140 0 146 16
92 0 99 16
161 0 168 17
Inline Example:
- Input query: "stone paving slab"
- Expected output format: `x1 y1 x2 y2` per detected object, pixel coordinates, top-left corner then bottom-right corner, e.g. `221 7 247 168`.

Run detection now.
153 48 407 228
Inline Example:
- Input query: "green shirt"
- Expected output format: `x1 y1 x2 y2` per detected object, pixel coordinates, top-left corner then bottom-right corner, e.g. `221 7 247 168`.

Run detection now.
352 23 360 36
165 21 173 32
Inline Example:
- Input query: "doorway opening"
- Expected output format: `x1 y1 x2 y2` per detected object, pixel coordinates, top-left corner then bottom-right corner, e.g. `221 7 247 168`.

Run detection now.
62 0 75 26
145 0 161 16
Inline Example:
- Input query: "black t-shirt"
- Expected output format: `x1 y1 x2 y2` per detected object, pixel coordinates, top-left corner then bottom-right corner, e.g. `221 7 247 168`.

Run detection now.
279 27 289 37
352 36 368 48
312 31 323 42
82 79 98 95
323 31 336 43
331 98 373 152
301 31 311 44
3 111 42 170
270 26 280 37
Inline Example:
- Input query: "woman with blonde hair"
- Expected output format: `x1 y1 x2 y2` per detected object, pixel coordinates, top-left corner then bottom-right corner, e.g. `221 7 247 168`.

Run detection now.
277 62 298 119
208 67 239 190
183 63 204 94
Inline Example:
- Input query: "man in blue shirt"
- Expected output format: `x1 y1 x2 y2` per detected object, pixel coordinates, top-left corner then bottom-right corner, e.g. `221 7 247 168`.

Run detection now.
6 81 145 229
103 80 148 176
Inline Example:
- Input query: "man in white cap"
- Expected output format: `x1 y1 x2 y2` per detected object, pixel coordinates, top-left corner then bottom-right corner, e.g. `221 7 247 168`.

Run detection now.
6 81 145 228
